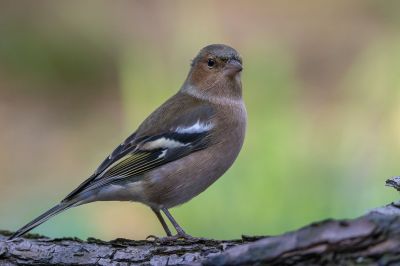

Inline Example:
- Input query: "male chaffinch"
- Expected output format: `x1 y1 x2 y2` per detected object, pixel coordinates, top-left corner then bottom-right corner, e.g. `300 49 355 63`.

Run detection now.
9 44 246 240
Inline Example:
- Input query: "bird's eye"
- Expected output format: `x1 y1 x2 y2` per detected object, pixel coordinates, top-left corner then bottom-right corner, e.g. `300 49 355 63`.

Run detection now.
207 59 215 68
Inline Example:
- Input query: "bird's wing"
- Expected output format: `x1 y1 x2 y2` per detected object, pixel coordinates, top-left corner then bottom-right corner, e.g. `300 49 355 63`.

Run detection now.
62 131 140 201
62 99 215 202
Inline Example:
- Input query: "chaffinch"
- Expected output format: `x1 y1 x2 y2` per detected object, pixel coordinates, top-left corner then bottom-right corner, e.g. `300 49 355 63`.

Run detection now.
9 44 246 240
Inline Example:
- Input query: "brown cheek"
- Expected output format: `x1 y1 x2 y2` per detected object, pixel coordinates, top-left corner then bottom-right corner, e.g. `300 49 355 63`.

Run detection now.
190 66 209 86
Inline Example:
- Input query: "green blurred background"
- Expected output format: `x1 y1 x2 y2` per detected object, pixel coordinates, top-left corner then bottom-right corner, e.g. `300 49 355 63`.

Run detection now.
1 0 400 240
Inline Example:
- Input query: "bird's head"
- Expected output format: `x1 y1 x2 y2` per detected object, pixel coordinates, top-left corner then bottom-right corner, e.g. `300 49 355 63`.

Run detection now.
183 44 243 102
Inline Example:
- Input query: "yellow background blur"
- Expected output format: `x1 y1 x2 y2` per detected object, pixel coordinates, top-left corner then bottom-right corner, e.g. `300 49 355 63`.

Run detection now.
1 1 400 240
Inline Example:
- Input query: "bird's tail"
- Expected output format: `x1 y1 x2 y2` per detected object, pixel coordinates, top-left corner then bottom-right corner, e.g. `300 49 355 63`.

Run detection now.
8 201 78 240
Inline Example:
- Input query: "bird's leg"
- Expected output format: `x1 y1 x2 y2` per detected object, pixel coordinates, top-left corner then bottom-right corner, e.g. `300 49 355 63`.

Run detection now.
151 207 172 237
161 208 192 239
148 208 194 242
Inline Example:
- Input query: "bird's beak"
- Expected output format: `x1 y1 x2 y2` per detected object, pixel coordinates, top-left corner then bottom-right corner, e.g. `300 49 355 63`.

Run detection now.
224 59 243 75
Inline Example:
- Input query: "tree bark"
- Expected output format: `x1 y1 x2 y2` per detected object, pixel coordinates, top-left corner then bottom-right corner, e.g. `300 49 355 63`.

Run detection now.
1 178 400 266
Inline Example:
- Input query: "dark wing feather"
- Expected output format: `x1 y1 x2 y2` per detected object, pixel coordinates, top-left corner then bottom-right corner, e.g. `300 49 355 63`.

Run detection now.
101 131 211 180
62 130 211 201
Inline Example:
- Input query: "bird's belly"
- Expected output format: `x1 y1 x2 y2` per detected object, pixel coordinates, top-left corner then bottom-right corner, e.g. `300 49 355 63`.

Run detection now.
140 141 243 208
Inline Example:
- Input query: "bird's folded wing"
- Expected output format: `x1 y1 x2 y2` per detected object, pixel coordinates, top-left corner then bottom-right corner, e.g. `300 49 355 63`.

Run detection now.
62 98 215 202
62 127 213 202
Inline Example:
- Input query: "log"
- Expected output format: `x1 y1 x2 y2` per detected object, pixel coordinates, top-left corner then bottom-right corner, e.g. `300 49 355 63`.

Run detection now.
1 177 399 265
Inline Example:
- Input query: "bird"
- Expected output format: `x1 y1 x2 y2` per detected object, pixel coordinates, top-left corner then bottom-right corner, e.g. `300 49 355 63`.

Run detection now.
8 44 246 240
